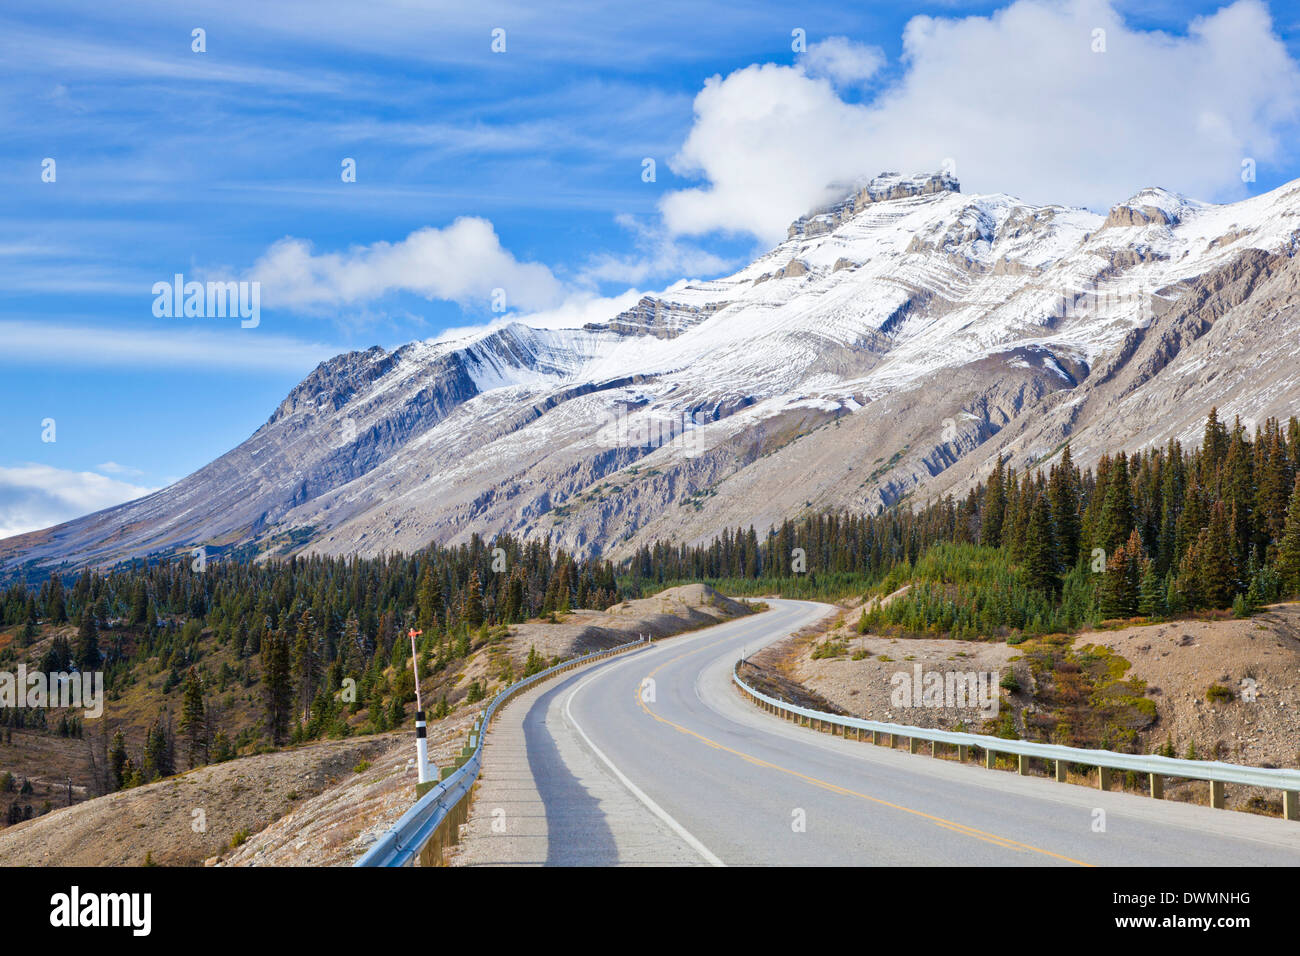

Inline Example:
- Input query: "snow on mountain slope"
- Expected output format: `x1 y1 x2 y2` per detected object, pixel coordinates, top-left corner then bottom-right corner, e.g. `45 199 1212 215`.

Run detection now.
5 172 1300 572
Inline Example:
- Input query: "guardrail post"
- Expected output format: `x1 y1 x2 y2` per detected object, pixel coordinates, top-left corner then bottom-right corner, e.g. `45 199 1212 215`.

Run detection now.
1210 780 1225 809
1017 754 1029 775
1098 766 1113 791
887 733 896 749
958 745 968 762
1055 760 1067 783
908 737 920 754
872 731 879 745
1285 791 1300 821
930 740 938 757
1149 773 1163 799
985 749 995 769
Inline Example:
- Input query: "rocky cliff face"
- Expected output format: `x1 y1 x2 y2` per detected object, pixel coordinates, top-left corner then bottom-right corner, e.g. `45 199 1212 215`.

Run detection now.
5 173 1300 573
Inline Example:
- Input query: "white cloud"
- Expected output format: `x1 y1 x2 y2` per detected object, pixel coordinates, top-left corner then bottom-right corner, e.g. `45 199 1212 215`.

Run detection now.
247 217 566 313
578 214 737 285
798 36 886 87
0 464 157 539
95 462 144 477
662 0 1300 243
661 62 876 241
517 289 650 331
0 320 339 370
427 289 649 344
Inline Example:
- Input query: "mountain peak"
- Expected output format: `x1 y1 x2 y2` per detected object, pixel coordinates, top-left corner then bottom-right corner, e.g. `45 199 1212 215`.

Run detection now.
1102 186 1200 229
787 170 960 239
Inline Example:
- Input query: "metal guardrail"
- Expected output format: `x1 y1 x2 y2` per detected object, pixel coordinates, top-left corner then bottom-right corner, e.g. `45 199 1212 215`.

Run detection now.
356 637 649 866
733 665 1300 818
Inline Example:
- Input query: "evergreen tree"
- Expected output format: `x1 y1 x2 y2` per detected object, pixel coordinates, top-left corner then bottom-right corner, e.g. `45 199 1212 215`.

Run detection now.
1277 478 1300 596
1198 501 1238 609
1201 407 1229 480
75 609 101 671
1095 452 1135 556
1257 425 1293 545
1048 444 1081 566
129 582 148 627
47 574 67 624
1137 559 1165 618
262 629 293 746
292 609 320 721
179 668 208 768
108 731 128 791
142 715 174 781
1100 530 1142 618
416 565 443 631
464 570 485 628
1023 493 1060 594
981 455 1007 548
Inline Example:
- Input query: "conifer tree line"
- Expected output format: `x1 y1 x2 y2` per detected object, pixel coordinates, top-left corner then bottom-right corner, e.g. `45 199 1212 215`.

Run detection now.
1 533 620 774
974 408 1300 618
632 409 1300 630
2 531 619 643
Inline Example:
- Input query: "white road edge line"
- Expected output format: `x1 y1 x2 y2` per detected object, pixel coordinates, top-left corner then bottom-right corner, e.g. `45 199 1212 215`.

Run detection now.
565 668 726 867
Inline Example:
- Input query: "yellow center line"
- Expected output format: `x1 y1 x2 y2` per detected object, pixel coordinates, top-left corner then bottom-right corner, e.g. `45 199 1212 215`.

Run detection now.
634 632 1095 867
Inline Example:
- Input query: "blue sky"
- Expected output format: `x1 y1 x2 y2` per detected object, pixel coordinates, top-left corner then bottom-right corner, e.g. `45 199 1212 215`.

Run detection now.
3 0 1300 537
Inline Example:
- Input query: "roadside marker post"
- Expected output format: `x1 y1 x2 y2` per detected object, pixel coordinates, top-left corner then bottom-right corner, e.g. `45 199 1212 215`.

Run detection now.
409 627 434 784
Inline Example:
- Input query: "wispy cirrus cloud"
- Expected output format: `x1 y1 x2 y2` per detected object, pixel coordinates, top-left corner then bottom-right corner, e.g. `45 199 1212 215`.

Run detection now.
0 319 340 370
95 461 145 477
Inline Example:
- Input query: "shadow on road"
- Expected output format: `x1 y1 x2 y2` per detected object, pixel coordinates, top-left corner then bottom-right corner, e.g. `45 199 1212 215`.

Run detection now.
525 676 621 865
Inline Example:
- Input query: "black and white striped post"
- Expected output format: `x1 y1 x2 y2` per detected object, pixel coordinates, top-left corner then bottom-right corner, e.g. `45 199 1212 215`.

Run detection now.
409 627 433 784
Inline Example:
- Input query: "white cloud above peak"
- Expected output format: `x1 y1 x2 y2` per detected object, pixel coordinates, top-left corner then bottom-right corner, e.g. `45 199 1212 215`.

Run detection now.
660 0 1300 243
798 36 886 87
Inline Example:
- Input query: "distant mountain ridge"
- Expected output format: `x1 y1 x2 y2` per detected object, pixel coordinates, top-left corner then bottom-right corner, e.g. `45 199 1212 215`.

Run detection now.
6 170 1300 574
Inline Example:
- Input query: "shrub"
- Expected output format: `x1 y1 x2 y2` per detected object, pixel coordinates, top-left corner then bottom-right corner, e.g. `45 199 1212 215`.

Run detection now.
811 640 847 660
1205 684 1235 704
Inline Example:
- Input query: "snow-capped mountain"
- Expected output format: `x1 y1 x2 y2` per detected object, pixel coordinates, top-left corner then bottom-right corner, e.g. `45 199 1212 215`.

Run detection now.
7 171 1300 573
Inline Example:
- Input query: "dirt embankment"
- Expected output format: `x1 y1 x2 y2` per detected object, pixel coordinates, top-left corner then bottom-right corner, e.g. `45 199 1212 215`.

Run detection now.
1 584 751 866
748 603 1023 731
454 583 754 700
0 734 395 866
1087 605 1300 767
749 600 1300 813
506 583 752 659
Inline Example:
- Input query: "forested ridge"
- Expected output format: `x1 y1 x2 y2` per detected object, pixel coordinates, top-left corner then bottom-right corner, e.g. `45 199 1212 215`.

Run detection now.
3 408 1300 809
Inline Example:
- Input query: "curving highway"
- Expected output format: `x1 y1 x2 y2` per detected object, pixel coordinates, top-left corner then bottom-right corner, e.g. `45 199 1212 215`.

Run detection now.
454 599 1300 866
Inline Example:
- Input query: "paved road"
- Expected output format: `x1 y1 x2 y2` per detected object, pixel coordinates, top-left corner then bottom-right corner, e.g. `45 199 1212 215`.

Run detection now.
457 599 1300 866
